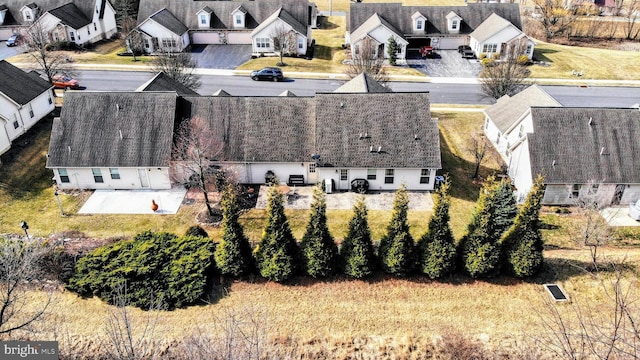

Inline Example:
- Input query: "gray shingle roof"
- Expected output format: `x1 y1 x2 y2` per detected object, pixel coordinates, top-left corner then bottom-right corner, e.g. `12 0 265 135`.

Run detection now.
148 8 188 35
136 72 199 96
528 107 640 184
137 0 311 31
334 73 392 93
0 0 97 27
0 60 52 105
47 92 177 168
251 7 307 37
48 2 91 29
470 13 513 43
348 3 522 36
315 92 440 168
485 85 561 133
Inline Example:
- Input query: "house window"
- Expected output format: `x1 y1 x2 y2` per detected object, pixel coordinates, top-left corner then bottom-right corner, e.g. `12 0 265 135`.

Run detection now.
144 39 150 49
590 183 599 194
109 168 120 180
571 184 581 198
94 23 97 31
385 169 394 184
420 169 430 184
161 38 177 49
24 12 32 21
416 19 423 30
13 120 19 129
235 14 242 25
92 168 103 183
78 34 81 40
367 169 376 180
70 32 75 41
28 104 34 118
496 132 501 145
256 38 270 49
298 37 304 49
451 20 458 30
526 45 533 55
340 169 348 181
482 44 498 53
354 45 359 55
308 163 316 173
200 14 207 25
58 168 70 183
518 124 524 138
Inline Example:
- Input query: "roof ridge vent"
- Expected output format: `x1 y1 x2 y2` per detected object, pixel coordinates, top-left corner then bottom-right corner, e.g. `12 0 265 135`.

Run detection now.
600 147 607 155
369 145 374 153
377 146 382 153
588 117 593 126
552 160 556 167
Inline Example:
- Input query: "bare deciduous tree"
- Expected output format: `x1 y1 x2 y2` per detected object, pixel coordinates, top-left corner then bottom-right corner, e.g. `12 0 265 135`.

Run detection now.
466 133 490 179
104 284 164 360
621 0 640 40
22 20 75 85
271 24 297 67
572 184 615 269
0 237 54 335
346 37 389 84
171 117 225 218
151 44 201 91
533 0 578 40
479 42 531 99
181 304 271 360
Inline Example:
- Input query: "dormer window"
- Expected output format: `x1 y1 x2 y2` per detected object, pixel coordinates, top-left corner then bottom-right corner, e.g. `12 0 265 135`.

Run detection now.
231 6 247 29
21 4 38 22
196 7 212 28
446 11 462 34
411 11 426 33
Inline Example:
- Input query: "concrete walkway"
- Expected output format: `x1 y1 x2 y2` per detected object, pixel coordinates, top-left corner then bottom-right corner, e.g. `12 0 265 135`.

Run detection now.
601 207 640 227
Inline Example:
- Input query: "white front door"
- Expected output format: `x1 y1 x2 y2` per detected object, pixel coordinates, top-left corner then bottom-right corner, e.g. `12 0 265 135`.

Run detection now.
138 169 149 188
307 163 318 184
339 169 349 190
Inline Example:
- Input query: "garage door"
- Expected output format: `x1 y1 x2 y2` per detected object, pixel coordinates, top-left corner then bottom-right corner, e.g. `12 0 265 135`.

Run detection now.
227 32 251 44
192 32 220 45
437 37 467 50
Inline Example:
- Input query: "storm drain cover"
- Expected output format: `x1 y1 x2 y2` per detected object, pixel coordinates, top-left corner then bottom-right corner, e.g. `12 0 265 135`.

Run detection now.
544 284 569 302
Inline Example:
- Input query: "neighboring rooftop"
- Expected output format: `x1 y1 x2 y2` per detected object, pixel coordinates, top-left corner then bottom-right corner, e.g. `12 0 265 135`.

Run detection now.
0 60 52 105
485 85 562 133
334 73 392 93
136 72 199 96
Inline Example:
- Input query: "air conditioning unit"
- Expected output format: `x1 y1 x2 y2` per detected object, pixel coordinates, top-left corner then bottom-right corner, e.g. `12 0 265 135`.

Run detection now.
324 178 333 194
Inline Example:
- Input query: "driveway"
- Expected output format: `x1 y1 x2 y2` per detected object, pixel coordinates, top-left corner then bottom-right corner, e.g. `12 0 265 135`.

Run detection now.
0 42 20 60
407 50 482 78
190 45 252 69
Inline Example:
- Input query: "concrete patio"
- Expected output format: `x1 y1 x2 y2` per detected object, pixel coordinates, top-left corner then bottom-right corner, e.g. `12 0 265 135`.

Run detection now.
254 185 434 210
78 187 187 214
601 207 640 227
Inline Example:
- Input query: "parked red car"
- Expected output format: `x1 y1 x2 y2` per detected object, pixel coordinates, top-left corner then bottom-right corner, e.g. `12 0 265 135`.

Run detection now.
52 74 80 89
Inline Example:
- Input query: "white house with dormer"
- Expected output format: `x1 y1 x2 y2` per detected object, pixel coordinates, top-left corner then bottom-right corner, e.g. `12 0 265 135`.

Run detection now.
0 1 116 45
347 3 530 62
130 0 316 56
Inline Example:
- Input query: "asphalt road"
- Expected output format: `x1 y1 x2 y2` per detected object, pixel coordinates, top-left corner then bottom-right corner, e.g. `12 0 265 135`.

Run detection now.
72 70 640 107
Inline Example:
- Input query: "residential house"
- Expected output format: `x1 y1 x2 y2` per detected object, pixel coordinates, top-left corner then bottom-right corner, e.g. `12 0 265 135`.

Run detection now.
505 107 640 206
347 2 534 63
47 91 177 190
483 84 562 162
48 75 441 192
0 0 116 45
132 0 317 56
0 60 54 157
135 71 199 96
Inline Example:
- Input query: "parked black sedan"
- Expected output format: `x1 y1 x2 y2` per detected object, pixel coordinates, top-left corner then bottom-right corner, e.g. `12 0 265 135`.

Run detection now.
251 67 284 82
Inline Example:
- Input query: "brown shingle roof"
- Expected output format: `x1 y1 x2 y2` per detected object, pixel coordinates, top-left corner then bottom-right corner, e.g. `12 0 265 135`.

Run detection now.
348 3 522 36
528 107 640 184
137 0 311 31
47 92 177 168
